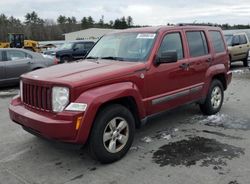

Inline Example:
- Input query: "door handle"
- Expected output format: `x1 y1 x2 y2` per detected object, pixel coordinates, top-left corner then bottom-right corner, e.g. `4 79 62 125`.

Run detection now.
206 58 212 62
239 46 242 48
179 63 189 69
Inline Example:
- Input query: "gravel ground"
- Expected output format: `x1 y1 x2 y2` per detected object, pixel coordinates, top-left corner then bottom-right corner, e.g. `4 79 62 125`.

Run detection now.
0 63 249 184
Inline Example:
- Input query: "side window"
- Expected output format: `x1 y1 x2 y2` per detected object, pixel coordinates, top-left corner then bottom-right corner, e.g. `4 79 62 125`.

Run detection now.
233 35 240 45
240 35 247 45
209 31 226 53
6 50 28 61
158 32 184 60
186 31 209 57
0 52 2 61
74 43 85 50
84 43 94 50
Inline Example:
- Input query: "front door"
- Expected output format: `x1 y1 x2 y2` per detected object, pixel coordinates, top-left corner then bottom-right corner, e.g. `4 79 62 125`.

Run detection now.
145 31 194 115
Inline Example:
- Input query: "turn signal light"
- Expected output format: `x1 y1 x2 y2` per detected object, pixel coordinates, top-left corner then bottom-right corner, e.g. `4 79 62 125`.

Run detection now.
76 116 83 130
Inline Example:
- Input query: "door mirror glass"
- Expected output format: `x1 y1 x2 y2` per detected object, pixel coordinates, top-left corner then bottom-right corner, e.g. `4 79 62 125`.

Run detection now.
155 50 178 65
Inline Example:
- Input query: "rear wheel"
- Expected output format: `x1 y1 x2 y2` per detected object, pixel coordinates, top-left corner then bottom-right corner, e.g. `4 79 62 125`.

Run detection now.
88 104 135 163
243 51 249 67
199 80 224 115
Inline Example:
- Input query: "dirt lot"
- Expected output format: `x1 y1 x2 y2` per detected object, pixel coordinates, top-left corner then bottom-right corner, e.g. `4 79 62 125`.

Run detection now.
0 62 249 184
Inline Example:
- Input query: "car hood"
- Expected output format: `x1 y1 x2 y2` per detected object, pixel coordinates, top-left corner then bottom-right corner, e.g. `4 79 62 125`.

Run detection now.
22 59 146 87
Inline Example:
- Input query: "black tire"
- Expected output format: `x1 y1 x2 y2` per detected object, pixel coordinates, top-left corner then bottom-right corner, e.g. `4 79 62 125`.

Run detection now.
229 55 233 68
243 52 249 67
61 56 71 63
88 104 135 163
199 80 224 115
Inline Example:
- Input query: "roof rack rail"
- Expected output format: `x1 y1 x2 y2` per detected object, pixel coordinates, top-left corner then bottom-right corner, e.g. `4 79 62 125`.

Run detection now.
177 23 219 27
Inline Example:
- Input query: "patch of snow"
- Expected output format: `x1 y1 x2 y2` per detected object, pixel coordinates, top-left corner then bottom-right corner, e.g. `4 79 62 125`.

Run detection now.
161 134 171 140
141 136 153 143
232 69 245 74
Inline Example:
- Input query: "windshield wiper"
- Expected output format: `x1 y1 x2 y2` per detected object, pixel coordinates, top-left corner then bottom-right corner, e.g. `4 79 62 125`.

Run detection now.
100 56 124 61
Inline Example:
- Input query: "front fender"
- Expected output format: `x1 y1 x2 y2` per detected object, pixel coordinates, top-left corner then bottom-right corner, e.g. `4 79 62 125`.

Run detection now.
74 82 145 144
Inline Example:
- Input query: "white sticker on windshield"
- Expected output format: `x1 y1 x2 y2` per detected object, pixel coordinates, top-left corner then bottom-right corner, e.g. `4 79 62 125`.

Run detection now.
136 33 156 39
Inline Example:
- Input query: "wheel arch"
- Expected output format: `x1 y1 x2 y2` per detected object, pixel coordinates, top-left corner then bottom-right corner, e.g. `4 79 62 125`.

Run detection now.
212 73 227 90
74 82 146 144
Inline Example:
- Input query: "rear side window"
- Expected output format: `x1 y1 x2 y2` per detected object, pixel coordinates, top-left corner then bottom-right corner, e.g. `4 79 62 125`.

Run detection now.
6 50 29 61
84 42 94 50
209 31 226 53
186 31 208 57
0 52 2 61
233 35 240 45
158 32 184 60
240 35 247 44
74 43 85 50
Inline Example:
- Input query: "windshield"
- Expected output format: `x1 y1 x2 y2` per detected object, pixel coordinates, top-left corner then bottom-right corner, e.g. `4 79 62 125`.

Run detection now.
86 32 156 62
60 43 73 49
224 35 233 46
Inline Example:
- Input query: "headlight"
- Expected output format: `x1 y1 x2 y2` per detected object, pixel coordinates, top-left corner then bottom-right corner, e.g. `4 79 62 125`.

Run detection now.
52 86 69 112
65 103 87 112
20 80 23 101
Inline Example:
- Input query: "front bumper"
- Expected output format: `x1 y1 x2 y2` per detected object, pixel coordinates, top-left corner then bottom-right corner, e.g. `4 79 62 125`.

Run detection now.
9 96 84 143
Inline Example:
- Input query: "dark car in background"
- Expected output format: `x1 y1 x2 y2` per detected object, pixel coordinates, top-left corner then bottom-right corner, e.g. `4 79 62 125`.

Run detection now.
0 48 57 86
55 41 94 63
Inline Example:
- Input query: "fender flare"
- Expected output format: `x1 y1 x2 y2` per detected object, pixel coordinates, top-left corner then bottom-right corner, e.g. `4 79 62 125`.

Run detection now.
202 64 227 98
74 82 145 144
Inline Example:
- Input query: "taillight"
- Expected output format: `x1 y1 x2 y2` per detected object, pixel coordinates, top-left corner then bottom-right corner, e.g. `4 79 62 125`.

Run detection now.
53 57 59 64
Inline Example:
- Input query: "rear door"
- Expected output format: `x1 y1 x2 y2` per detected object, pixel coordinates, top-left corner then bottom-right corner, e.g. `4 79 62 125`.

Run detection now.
239 34 250 59
4 50 31 81
184 30 211 101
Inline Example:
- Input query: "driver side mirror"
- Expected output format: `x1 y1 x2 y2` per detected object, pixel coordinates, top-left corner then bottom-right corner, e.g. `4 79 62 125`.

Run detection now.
155 50 178 65
73 47 79 51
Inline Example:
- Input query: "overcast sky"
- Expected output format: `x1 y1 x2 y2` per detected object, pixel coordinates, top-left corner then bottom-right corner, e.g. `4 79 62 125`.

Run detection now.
1 0 250 25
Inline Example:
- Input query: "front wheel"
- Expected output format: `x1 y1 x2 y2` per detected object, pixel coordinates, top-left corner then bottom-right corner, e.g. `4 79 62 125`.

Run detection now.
88 104 135 163
199 80 224 115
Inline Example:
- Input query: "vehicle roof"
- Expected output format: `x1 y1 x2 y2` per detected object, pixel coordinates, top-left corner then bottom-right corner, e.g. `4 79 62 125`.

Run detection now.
110 25 222 34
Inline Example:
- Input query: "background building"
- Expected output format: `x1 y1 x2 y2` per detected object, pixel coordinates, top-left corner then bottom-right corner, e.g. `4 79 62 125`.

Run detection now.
64 28 118 41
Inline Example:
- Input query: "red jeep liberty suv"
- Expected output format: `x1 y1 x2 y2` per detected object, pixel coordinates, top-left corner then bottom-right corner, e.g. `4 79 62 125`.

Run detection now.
9 26 232 163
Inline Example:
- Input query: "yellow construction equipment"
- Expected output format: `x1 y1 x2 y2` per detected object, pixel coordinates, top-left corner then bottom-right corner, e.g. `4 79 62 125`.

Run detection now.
0 33 41 52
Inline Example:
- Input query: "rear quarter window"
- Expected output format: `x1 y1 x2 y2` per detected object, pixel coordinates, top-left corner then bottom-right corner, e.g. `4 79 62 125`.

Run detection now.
186 31 209 57
240 35 247 44
209 31 226 53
